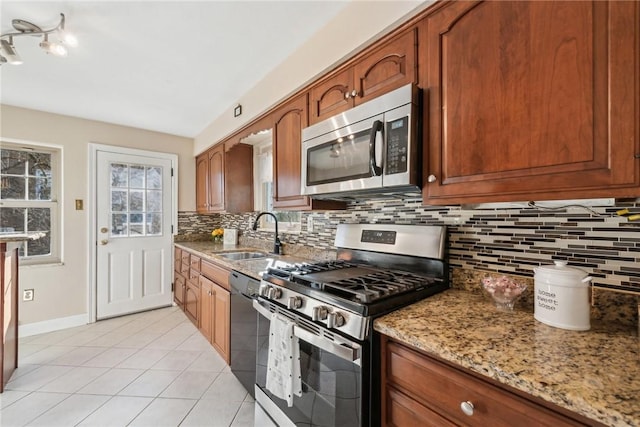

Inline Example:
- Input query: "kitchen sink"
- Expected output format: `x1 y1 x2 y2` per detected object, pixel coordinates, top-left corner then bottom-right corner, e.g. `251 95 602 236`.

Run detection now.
218 251 268 261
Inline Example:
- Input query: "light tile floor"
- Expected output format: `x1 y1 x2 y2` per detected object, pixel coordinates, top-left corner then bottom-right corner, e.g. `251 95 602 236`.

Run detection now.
0 306 256 427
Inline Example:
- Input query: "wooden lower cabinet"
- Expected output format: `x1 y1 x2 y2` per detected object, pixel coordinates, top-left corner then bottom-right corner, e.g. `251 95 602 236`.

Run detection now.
199 271 230 364
1 242 19 393
184 281 200 327
173 273 186 308
380 336 599 427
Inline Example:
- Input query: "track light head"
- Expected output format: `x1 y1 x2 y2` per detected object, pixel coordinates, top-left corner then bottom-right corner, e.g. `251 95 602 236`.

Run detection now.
0 38 23 65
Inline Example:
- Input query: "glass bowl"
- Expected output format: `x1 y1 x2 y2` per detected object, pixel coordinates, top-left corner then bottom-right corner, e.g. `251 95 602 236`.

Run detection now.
481 276 527 311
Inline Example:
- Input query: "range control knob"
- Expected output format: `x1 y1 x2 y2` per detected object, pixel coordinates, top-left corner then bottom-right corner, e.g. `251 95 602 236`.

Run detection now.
267 287 282 300
258 284 271 298
327 312 345 329
311 306 328 321
287 296 303 310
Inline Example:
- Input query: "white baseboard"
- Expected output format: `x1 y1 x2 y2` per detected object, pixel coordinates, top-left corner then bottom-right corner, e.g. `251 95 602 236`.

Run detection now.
19 313 89 337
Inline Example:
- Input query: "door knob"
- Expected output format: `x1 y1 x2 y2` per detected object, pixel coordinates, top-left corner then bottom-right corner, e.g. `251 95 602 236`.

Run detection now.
100 227 108 233
100 239 108 245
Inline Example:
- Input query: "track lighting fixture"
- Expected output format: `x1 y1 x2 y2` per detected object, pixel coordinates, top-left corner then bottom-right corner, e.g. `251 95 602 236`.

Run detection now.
0 13 77 65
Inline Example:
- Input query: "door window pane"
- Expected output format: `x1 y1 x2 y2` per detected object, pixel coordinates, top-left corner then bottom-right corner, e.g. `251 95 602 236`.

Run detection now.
108 162 163 237
110 164 128 187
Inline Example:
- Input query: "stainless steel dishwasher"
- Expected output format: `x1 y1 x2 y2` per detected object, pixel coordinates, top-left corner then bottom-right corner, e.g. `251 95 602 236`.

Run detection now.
229 270 261 398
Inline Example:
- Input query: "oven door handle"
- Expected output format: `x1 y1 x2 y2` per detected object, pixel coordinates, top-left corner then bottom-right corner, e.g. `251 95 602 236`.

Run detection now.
253 299 361 364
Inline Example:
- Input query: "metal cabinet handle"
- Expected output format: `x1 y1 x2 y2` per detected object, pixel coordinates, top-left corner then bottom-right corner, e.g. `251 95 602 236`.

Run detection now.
427 174 437 183
460 401 474 416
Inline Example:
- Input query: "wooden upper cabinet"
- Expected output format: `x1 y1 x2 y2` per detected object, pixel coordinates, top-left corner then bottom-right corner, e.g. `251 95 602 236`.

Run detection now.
354 29 417 104
208 144 225 212
272 94 345 210
195 153 209 213
196 141 253 213
309 28 418 125
422 0 639 204
309 69 353 125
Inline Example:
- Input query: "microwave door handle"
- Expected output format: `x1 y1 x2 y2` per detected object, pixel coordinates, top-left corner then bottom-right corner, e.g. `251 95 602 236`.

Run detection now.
369 120 383 176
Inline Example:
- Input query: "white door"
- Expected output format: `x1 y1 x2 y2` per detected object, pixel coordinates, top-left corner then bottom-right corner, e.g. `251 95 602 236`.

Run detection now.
96 150 173 319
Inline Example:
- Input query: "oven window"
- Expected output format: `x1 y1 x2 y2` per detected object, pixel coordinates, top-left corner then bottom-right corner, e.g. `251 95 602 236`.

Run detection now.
257 314 362 426
306 128 372 186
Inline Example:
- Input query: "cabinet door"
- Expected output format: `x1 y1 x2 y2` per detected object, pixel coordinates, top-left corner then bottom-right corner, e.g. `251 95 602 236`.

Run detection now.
174 247 182 274
208 144 225 212
423 1 639 204
309 68 354 125
195 153 209 213
174 273 186 308
184 281 200 327
272 94 310 209
354 28 417 105
212 284 230 364
199 276 214 343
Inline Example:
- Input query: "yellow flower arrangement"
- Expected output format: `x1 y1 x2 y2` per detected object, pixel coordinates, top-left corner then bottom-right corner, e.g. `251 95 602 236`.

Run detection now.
211 228 224 242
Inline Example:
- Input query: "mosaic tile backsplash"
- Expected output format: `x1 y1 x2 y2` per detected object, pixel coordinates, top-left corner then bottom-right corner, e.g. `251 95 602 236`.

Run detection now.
177 196 640 299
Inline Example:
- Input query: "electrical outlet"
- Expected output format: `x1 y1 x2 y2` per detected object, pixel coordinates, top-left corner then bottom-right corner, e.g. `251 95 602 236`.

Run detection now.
23 289 34 301
307 216 314 232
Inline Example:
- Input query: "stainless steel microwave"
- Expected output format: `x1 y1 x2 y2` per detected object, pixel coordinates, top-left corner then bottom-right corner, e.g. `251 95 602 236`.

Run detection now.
301 83 420 199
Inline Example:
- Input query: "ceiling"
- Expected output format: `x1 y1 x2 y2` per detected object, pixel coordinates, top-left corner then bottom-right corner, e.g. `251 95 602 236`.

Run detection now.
0 1 349 138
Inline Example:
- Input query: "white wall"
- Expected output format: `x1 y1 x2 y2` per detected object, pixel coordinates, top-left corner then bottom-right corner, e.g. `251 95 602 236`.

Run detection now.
194 0 435 155
1 105 194 326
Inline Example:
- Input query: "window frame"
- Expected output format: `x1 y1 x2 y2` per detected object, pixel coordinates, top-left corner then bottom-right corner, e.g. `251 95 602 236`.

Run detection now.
252 139 301 233
0 140 62 265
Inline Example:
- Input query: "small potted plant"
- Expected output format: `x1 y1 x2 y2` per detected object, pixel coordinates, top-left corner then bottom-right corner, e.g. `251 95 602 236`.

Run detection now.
211 228 224 243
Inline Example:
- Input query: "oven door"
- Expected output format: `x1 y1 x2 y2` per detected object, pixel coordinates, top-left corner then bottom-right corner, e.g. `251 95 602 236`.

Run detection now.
254 298 365 427
301 114 384 196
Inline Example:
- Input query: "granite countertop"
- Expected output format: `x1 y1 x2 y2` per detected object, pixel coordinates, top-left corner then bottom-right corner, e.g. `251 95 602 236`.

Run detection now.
174 241 310 280
374 290 640 427
0 232 45 243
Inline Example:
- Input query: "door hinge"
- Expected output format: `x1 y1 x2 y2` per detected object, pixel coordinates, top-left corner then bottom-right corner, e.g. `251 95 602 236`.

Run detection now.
171 225 174 234
171 167 174 177
171 282 174 292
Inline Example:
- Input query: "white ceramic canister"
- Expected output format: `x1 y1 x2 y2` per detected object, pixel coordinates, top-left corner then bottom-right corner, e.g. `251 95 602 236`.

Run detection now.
533 261 592 331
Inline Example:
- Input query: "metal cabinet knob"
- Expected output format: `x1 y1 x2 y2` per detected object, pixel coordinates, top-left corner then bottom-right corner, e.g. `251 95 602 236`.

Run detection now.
427 174 437 183
344 92 350 99
460 401 474 416
351 89 358 98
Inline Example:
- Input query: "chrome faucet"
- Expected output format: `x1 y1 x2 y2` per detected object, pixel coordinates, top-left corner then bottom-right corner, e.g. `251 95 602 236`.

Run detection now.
252 212 282 255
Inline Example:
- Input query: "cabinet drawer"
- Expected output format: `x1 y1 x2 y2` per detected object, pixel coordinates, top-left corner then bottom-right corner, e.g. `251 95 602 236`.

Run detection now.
188 268 200 285
386 341 582 427
386 386 456 427
189 254 201 272
201 260 230 290
181 250 190 265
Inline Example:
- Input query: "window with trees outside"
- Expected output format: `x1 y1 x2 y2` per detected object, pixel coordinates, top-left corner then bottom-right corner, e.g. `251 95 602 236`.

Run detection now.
253 140 300 232
0 143 60 264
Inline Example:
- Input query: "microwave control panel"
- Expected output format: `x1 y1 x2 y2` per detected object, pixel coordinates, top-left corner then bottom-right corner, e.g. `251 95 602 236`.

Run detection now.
386 116 409 175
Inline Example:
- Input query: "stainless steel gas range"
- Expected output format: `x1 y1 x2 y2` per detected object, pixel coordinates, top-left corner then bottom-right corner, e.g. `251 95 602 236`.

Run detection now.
253 223 449 427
